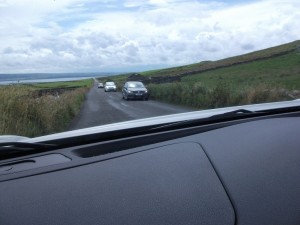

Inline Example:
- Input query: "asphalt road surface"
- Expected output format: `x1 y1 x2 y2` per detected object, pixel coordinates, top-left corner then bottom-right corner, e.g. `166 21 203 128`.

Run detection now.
68 81 194 131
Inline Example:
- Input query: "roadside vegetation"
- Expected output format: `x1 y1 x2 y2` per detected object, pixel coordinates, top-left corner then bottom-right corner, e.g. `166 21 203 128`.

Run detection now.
147 82 291 109
100 40 300 109
0 79 92 137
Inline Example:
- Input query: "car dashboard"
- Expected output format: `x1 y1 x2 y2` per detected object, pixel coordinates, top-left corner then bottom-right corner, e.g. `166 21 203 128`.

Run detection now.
0 112 300 225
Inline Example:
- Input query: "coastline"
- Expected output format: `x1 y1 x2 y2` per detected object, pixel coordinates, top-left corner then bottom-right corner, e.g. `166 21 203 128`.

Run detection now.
0 72 120 85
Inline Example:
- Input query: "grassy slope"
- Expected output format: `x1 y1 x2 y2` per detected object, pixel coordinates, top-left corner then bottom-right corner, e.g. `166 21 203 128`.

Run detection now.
182 51 300 90
140 40 300 81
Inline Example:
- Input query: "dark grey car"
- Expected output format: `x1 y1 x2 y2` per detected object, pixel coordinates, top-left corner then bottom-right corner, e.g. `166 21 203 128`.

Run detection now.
122 81 149 100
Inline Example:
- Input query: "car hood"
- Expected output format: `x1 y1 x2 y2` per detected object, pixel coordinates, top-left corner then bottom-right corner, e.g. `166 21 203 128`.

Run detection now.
0 135 30 143
2 99 295 143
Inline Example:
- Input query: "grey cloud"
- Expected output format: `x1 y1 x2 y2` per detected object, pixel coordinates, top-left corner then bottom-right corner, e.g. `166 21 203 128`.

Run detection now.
123 44 139 56
241 43 255 51
30 36 74 54
2 47 13 54
1 0 299 73
77 32 119 49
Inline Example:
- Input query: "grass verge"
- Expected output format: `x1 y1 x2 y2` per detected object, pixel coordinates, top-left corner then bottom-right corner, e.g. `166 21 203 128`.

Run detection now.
0 79 92 137
148 82 293 109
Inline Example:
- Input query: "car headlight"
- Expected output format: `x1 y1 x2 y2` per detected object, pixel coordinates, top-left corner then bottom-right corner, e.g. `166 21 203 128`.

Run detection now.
128 90 132 93
145 90 148 93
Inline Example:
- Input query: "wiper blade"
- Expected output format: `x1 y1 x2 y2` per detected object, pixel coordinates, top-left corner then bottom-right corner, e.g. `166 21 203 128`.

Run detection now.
208 109 256 119
150 105 300 132
0 142 57 156
149 109 261 131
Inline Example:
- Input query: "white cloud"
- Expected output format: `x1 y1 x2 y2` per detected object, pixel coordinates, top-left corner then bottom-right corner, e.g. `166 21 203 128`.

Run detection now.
0 0 299 73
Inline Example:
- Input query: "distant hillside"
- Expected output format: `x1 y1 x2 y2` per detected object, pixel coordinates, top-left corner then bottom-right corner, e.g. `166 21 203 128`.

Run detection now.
140 40 300 78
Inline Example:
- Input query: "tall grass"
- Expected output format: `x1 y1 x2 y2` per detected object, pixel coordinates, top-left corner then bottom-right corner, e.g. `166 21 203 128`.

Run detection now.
148 82 291 109
0 85 88 137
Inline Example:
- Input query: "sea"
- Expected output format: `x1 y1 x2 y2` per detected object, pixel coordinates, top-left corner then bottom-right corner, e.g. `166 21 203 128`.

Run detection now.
0 72 119 85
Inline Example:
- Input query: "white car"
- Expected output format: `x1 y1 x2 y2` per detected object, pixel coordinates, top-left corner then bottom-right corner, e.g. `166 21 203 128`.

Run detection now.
104 82 117 92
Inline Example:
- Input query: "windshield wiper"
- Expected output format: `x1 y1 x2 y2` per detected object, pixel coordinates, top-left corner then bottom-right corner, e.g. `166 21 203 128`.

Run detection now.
149 109 259 131
208 109 257 119
0 142 57 157
150 105 300 132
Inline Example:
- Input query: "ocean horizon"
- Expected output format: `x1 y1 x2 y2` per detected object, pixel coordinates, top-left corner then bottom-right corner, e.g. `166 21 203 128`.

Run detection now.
0 72 120 85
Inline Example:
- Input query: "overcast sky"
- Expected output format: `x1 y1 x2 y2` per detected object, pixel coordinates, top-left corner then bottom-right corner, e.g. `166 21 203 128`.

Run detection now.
0 0 299 73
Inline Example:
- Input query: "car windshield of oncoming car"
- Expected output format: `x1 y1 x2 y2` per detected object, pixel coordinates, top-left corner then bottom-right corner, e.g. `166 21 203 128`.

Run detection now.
0 0 299 139
128 83 145 88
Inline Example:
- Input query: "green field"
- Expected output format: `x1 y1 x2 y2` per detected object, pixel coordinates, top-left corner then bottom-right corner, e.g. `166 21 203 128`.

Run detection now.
30 78 93 89
181 52 300 90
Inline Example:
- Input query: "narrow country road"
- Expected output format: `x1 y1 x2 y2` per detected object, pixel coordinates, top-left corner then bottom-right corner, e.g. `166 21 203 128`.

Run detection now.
68 80 194 131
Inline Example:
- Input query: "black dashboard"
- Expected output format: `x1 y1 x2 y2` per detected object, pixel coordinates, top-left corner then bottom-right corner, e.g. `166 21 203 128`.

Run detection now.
1 115 300 225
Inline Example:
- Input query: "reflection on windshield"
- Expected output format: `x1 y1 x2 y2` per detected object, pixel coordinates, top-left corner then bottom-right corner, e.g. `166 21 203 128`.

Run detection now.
128 83 144 88
0 0 299 138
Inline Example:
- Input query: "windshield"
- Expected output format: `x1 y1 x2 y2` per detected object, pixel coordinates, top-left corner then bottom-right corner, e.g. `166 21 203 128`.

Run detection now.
0 0 299 138
128 83 145 88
